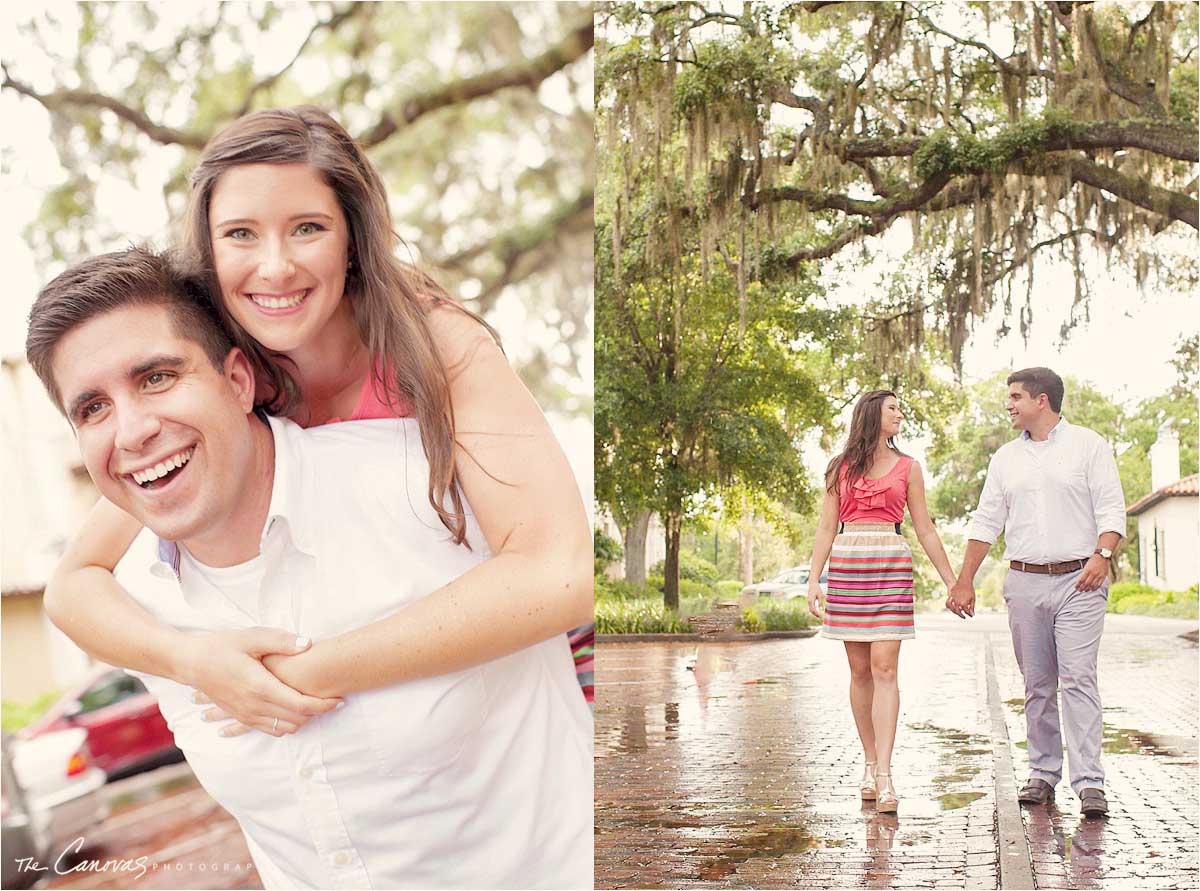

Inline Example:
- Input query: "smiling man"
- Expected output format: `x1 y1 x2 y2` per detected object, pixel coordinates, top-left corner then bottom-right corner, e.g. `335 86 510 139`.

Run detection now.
948 367 1126 819
25 248 593 889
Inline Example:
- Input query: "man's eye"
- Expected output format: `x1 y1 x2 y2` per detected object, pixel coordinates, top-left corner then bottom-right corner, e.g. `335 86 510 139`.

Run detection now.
79 401 104 420
146 372 173 387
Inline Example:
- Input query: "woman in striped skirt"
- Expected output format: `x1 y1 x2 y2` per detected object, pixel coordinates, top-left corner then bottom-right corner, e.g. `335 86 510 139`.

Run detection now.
806 390 957 813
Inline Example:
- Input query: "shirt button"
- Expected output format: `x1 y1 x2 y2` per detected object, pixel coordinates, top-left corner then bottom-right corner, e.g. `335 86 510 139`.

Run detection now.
298 767 313 780
333 851 350 866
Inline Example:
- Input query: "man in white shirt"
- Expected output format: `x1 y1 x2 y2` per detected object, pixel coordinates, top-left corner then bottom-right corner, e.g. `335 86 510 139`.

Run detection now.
948 367 1125 819
26 248 593 888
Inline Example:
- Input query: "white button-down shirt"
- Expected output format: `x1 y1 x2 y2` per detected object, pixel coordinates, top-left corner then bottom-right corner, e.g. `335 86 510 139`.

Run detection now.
116 416 593 890
966 417 1126 563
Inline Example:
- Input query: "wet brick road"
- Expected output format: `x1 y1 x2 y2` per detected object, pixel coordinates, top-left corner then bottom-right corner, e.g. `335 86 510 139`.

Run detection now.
39 763 260 890
595 612 1199 890
992 614 1199 890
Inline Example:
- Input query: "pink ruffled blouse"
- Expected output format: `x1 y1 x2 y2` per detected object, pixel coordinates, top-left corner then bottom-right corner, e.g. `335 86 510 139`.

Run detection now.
837 455 913 524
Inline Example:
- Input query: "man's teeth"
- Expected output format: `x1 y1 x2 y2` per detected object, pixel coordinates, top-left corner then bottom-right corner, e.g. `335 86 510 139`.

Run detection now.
132 447 194 486
250 291 308 309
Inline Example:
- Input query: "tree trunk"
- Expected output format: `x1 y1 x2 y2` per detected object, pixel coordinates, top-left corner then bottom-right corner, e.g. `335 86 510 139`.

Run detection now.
738 513 754 585
663 511 683 610
622 509 651 586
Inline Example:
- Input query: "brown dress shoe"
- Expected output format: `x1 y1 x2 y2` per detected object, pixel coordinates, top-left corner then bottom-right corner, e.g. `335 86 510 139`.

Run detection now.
1017 778 1054 805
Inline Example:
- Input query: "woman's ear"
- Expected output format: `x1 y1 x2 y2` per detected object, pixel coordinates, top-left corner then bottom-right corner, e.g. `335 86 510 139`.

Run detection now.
224 348 257 412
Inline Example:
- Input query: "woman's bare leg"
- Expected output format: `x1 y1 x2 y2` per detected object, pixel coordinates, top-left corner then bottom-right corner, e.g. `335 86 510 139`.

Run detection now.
844 641 876 761
869 640 902 770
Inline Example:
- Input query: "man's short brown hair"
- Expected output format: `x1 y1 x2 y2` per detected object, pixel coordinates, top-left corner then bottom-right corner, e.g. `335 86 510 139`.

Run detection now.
1007 366 1065 413
26 247 233 412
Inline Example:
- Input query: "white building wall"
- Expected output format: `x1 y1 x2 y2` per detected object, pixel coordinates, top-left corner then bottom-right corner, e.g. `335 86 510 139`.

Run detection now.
2 358 96 694
1136 496 1199 591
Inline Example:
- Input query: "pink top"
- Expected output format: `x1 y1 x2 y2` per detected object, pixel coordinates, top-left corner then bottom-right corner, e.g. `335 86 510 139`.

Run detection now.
328 365 414 423
837 455 913 524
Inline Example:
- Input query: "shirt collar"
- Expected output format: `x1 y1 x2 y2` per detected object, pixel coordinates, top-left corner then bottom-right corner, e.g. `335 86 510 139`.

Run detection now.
1021 415 1068 442
151 414 316 580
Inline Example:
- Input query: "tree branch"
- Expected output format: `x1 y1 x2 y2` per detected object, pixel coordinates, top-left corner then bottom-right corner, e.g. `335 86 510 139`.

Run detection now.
916 12 1015 74
1056 156 1198 229
237 3 361 116
359 15 593 147
1 63 208 149
449 188 594 309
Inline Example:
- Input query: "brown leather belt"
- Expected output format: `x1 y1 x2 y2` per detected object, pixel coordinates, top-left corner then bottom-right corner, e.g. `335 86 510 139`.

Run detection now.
1009 559 1088 575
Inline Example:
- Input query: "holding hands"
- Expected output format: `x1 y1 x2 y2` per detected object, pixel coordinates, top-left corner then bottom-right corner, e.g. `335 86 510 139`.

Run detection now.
182 628 343 738
945 578 976 619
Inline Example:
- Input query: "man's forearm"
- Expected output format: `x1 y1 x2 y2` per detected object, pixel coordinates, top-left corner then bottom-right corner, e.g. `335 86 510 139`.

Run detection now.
1097 531 1122 550
955 539 992 585
45 566 195 684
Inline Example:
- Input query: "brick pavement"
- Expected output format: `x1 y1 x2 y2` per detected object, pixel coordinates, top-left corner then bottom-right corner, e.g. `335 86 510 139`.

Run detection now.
595 612 1199 890
596 615 999 889
991 615 1199 890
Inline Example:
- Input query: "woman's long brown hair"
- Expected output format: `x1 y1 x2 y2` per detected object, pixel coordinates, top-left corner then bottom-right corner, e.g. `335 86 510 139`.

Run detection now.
183 106 498 544
824 390 906 494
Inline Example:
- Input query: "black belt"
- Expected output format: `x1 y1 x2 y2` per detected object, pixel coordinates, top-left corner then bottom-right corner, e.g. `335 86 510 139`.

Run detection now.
838 522 901 534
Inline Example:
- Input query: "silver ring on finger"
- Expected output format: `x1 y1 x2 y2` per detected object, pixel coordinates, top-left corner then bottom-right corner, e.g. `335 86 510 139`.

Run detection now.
272 716 279 734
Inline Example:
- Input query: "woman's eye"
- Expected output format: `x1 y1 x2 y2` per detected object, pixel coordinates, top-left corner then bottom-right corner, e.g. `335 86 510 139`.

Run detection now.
294 222 324 236
225 228 253 240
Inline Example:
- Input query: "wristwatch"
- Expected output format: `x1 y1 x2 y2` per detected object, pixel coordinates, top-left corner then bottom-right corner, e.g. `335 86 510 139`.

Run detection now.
1094 547 1113 560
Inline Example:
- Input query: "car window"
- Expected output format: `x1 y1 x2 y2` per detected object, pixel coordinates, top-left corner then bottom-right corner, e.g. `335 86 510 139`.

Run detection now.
76 673 147 714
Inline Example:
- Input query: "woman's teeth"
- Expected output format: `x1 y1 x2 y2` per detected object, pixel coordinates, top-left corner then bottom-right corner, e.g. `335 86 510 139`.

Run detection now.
250 290 308 309
132 447 195 487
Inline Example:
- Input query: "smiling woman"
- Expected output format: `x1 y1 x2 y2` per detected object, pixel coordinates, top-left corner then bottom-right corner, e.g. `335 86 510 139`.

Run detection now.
27 105 594 890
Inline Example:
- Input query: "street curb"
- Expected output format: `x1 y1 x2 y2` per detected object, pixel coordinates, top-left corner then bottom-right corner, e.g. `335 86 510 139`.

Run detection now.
985 638 1036 890
596 629 819 643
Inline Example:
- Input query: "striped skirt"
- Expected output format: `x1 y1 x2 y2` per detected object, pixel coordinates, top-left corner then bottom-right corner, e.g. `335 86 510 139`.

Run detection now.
821 523 915 641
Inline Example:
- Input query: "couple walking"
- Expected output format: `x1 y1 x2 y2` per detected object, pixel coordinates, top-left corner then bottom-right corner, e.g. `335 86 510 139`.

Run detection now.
806 369 1125 819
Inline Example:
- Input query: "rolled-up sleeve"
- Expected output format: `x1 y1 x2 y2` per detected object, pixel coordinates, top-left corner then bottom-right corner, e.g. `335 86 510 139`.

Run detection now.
966 452 1007 544
1089 436 1127 539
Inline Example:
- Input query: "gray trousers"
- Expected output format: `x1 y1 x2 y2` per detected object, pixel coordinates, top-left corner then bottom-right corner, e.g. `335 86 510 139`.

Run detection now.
1003 568 1107 794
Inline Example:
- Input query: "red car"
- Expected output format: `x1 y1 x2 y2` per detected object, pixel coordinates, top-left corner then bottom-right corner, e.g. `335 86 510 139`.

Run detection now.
19 665 183 781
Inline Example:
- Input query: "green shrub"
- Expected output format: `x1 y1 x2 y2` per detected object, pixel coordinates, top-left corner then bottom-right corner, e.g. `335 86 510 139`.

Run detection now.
594 529 623 574
715 579 745 598
1108 581 1157 607
740 597 815 631
1 690 60 734
1107 583 1200 618
680 595 715 618
594 574 652 601
650 551 720 584
740 607 765 633
594 599 696 634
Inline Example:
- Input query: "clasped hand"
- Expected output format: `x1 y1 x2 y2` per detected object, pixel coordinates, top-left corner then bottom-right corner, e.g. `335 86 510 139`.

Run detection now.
182 628 342 738
945 580 975 619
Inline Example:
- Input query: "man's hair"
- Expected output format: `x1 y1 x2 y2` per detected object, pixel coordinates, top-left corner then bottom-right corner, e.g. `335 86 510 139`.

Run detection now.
26 247 233 412
1007 366 1065 413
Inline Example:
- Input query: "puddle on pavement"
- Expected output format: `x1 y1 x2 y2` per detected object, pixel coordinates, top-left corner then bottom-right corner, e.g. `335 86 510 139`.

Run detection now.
1101 724 1189 757
933 763 982 786
694 824 819 880
937 791 987 810
595 702 686 755
1012 724 1190 759
906 721 989 747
